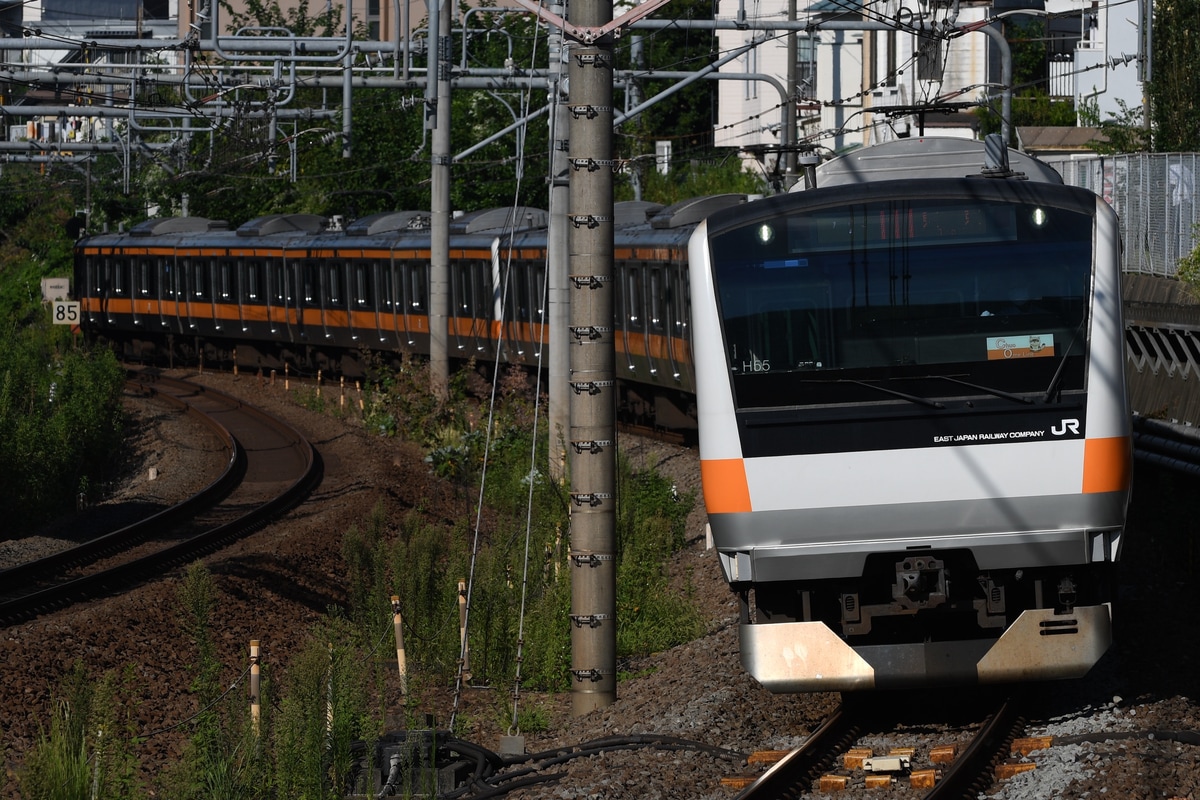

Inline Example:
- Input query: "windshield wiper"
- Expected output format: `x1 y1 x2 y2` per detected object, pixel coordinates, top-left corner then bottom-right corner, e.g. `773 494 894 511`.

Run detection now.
837 379 945 409
921 375 1033 405
1043 316 1088 403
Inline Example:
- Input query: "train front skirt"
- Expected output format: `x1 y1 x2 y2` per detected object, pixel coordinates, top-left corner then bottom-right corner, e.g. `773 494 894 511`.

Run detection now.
739 603 1112 692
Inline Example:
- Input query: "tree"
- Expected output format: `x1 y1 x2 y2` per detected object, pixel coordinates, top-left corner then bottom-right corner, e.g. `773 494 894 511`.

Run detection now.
1150 0 1200 151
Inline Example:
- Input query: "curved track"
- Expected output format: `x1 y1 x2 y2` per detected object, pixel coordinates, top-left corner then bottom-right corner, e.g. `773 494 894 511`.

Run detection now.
0 370 321 625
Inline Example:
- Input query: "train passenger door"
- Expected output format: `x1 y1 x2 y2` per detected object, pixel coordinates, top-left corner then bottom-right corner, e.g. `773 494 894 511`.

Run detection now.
376 258 402 347
324 259 349 346
301 259 323 343
240 258 264 335
268 258 295 340
351 260 373 345
449 259 479 356
216 256 235 334
647 266 668 377
666 259 691 384
620 264 643 375
160 254 183 333
184 256 204 334
132 254 154 329
506 256 547 365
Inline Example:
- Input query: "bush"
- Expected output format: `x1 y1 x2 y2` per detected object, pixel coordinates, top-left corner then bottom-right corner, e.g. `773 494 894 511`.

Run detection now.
1177 224 1200 292
0 325 126 530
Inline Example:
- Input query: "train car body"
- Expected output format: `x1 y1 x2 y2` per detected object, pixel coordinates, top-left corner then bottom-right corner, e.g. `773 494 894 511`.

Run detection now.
74 199 726 431
688 138 1132 691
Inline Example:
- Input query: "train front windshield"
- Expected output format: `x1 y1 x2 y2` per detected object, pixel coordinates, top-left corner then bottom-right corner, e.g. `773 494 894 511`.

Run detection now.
708 195 1095 409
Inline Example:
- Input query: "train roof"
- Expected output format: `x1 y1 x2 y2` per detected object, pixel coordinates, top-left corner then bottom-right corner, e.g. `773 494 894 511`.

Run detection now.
129 217 230 236
809 137 1064 187
236 213 329 236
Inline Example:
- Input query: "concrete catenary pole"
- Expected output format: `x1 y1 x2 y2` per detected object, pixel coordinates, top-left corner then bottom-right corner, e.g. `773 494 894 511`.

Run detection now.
429 0 452 399
566 0 617 714
547 1 571 483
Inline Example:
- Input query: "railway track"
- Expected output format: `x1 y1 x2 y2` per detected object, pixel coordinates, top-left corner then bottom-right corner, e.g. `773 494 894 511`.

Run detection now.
0 370 321 625
730 690 1029 799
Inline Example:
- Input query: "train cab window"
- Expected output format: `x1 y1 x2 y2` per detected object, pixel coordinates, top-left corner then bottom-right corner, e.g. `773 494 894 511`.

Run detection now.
326 263 344 308
708 192 1095 408
354 263 372 307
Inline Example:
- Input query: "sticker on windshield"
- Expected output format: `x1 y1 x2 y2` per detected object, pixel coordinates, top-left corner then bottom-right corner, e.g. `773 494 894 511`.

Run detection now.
986 334 1055 360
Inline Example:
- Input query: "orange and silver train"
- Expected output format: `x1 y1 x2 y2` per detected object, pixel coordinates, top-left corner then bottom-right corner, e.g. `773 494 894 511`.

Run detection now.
74 198 743 432
688 137 1132 690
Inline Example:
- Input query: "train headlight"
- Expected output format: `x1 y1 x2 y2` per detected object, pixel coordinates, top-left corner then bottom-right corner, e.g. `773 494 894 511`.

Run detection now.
756 223 775 244
1031 207 1048 228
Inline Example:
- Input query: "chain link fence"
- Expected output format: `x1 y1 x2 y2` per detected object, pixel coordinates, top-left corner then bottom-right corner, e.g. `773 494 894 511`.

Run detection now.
1041 153 1200 277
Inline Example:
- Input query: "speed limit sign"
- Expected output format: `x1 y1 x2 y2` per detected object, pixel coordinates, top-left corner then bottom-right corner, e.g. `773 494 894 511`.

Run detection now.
52 301 80 325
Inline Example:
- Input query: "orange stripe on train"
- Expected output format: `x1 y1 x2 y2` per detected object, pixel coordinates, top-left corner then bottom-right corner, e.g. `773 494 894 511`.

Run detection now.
1082 436 1132 494
700 458 752 514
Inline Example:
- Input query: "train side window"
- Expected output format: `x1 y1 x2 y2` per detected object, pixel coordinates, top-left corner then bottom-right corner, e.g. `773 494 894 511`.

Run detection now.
533 263 546 322
472 259 491 318
327 263 344 308
271 262 287 304
378 263 394 310
303 262 318 305
626 266 643 328
138 259 155 296
355 263 372 307
220 261 233 300
451 262 470 316
110 257 127 296
160 258 175 298
649 267 664 331
409 262 428 311
193 260 208 300
91 257 105 294
246 261 261 302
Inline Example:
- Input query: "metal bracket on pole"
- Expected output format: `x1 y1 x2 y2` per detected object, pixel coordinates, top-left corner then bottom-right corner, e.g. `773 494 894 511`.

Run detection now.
570 613 612 627
569 492 614 507
506 0 675 43
570 439 613 453
569 214 611 228
569 379 614 394
570 551 616 566
570 325 610 339
569 274 610 289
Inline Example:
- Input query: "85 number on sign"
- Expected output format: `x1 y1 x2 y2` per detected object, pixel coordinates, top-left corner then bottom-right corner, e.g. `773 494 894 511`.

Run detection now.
53 301 80 325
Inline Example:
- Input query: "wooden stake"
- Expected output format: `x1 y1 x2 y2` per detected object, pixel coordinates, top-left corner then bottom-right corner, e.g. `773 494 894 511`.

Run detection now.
250 640 261 736
458 579 470 681
392 596 408 695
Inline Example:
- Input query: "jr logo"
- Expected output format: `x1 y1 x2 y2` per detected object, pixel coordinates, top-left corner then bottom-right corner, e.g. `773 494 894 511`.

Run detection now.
1051 418 1081 436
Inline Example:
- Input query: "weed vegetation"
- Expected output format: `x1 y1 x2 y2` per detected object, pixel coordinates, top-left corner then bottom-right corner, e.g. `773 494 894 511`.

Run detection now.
21 359 704 798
